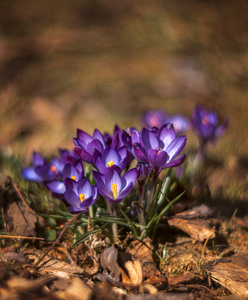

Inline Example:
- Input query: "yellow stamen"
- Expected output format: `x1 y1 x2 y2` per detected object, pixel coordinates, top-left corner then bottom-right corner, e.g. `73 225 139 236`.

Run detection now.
111 183 118 199
108 161 114 167
79 193 85 202
49 165 58 173
71 176 77 181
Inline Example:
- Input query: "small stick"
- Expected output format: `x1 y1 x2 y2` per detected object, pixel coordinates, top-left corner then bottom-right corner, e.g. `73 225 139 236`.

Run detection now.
36 214 79 268
0 235 44 240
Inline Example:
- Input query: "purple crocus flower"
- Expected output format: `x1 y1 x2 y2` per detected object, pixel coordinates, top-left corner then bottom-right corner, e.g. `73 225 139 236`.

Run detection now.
73 129 106 165
93 168 138 203
59 148 80 166
22 152 65 182
141 110 191 134
133 124 187 175
168 114 192 134
141 110 169 129
94 146 127 174
191 106 229 144
64 177 98 214
45 162 84 195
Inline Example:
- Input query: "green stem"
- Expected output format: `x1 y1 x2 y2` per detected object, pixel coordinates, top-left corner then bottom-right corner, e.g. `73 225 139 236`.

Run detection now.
146 173 158 213
155 169 172 213
88 205 94 231
112 204 118 243
138 182 146 226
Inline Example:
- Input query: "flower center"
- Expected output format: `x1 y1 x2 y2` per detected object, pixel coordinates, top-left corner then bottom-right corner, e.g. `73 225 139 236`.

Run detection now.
150 116 158 127
79 193 85 202
108 160 114 167
49 165 58 173
71 176 77 181
111 183 118 199
202 116 209 126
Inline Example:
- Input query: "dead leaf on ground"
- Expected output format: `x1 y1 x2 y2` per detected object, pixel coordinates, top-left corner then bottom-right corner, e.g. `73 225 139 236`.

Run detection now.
100 245 143 285
0 177 45 236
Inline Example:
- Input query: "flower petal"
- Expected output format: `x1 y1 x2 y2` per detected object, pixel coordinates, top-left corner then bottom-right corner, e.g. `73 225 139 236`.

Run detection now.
147 149 169 174
77 129 92 145
121 168 137 190
164 154 186 168
64 190 80 206
45 181 66 194
141 128 159 151
68 206 85 214
87 139 104 156
22 167 43 182
133 142 148 161
165 136 186 161
78 178 92 198
80 196 94 208
119 182 134 199
158 123 176 149
215 117 229 137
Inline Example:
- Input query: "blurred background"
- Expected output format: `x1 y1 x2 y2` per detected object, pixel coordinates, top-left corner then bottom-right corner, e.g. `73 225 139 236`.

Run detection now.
0 0 248 165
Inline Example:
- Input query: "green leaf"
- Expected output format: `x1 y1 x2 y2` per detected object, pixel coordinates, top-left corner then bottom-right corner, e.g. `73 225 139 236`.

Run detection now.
152 191 185 238
120 210 138 237
72 229 100 247
93 216 132 229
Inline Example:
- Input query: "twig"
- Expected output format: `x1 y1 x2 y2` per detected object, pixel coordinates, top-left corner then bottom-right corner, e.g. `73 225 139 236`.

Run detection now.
36 214 79 268
0 235 44 240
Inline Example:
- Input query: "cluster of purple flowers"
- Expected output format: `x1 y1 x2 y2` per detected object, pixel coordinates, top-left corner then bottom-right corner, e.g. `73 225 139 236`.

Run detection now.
22 105 228 217
22 125 187 215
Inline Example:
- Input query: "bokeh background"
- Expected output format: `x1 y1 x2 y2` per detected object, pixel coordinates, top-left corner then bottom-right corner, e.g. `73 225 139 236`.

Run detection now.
0 0 248 167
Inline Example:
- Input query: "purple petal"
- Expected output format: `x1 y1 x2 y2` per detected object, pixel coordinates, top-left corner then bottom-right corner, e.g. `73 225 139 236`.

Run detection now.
33 152 44 166
68 206 85 214
63 164 77 179
208 110 219 126
74 146 93 164
77 129 92 145
121 168 138 190
64 178 76 192
105 168 121 195
158 123 176 149
80 196 94 208
106 197 124 204
87 139 104 156
92 185 98 201
102 147 119 165
22 167 43 182
118 146 127 160
78 178 92 198
93 129 105 146
165 136 186 161
117 157 127 172
131 129 140 144
215 117 229 137
95 157 106 174
45 181 66 194
119 182 134 199
147 149 169 174
64 190 80 206
133 142 148 161
121 131 132 149
141 128 159 151
164 154 186 168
